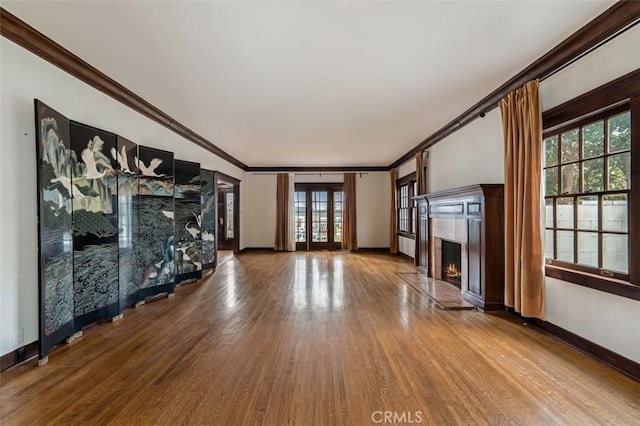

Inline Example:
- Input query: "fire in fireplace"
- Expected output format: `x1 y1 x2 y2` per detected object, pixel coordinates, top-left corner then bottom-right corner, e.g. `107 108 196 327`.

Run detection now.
441 240 462 288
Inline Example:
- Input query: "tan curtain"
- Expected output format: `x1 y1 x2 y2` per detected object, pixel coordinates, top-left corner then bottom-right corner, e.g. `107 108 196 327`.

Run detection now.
274 173 289 251
415 152 426 194
500 80 545 319
414 152 425 265
389 169 399 254
286 173 296 251
342 173 358 251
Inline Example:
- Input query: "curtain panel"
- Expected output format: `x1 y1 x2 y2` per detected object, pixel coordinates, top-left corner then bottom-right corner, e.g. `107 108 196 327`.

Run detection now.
389 169 399 254
500 80 545 319
414 152 426 265
286 173 296 251
415 152 426 195
274 173 289 251
342 173 358 251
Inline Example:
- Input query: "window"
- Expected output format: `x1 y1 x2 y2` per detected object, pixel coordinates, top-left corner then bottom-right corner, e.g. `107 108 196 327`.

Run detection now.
397 173 416 235
226 191 234 239
294 191 306 243
542 72 638 298
545 108 630 278
334 191 343 243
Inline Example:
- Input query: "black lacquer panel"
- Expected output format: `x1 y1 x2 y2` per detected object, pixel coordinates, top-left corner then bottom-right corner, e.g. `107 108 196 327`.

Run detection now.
116 136 140 311
137 146 175 298
175 160 202 283
35 100 75 359
201 169 217 270
69 122 119 329
34 103 216 358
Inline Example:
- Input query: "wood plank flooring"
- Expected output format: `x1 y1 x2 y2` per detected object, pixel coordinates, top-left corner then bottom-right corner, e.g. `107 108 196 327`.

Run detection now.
1 252 639 425
397 272 475 310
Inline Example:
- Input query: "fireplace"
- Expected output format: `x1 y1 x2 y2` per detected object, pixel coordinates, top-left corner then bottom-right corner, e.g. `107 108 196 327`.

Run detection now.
415 184 505 311
441 240 462 288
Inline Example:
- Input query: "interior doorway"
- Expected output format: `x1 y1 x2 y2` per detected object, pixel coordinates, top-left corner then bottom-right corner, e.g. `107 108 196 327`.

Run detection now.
294 183 343 251
216 173 240 254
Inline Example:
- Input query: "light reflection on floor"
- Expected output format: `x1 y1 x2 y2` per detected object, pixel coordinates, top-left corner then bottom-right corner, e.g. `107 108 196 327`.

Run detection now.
224 260 237 313
292 254 344 311
399 284 410 329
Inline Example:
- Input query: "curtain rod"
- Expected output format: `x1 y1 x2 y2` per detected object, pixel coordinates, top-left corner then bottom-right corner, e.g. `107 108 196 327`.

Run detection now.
540 19 639 83
252 172 369 177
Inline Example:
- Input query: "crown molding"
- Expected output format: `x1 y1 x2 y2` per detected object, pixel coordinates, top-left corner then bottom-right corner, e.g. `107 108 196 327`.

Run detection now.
389 1 640 169
246 166 389 173
2 3 637 173
0 7 247 170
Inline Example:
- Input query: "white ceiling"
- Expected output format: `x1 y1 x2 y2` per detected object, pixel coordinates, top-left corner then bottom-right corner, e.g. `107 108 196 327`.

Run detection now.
4 1 616 167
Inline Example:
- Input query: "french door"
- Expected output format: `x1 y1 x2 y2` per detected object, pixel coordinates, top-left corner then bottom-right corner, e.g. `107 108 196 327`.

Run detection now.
294 183 343 251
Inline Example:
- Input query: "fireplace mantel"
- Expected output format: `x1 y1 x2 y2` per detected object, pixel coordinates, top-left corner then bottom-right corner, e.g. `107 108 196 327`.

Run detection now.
414 184 505 310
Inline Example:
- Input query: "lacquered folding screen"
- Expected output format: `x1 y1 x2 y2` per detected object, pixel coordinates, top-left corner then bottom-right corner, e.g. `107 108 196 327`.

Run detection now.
35 100 74 359
175 160 203 284
137 146 176 299
116 136 140 311
69 122 120 329
201 169 217 270
34 101 219 360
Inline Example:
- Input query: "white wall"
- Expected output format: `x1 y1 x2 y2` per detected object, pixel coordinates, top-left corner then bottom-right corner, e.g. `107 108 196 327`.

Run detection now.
398 237 415 259
240 171 390 249
356 172 390 248
422 25 640 362
240 174 277 249
427 108 504 192
0 38 244 356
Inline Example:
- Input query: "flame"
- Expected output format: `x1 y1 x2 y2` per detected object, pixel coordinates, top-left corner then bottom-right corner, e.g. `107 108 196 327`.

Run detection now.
444 263 461 279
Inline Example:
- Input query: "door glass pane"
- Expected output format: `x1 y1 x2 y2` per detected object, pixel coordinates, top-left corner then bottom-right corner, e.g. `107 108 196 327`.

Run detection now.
602 194 627 233
334 191 343 243
312 191 328 242
577 231 598 268
577 196 598 230
225 191 234 239
556 197 574 229
295 191 306 242
602 233 628 274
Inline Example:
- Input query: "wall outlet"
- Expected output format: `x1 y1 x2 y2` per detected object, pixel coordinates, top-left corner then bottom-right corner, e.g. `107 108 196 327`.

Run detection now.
12 328 24 346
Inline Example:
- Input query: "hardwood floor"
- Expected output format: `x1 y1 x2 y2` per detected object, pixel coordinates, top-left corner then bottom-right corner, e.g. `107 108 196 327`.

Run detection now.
1 252 639 425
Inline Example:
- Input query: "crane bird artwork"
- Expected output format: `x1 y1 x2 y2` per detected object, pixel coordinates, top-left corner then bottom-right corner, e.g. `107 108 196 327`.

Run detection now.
50 175 86 200
111 146 133 174
185 222 200 239
136 156 164 177
81 136 108 179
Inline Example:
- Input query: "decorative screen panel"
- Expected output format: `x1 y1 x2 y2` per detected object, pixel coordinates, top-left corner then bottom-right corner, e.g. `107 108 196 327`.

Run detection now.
137 146 175 299
35 100 75 359
200 169 216 270
69 122 120 328
116 136 140 311
175 160 203 283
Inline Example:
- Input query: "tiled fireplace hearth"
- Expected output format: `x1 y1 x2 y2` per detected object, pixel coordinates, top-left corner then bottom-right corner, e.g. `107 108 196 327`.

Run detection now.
415 184 505 311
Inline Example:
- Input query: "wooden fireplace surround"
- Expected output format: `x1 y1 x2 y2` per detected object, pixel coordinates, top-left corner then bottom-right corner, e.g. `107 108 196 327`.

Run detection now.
415 184 505 311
